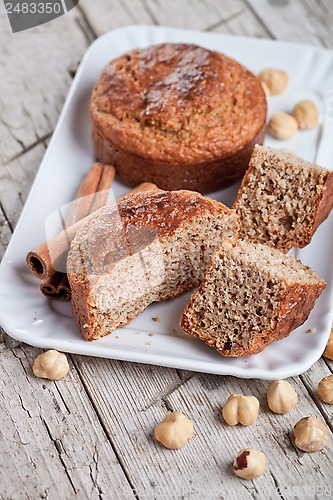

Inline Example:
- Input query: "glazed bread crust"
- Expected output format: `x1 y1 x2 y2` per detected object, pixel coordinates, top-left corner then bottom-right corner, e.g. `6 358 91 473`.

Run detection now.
90 43 267 192
180 238 326 357
67 190 240 340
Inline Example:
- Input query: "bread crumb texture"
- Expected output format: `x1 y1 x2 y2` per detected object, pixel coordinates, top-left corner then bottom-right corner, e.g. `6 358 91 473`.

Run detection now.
67 190 240 340
180 238 326 357
234 145 333 252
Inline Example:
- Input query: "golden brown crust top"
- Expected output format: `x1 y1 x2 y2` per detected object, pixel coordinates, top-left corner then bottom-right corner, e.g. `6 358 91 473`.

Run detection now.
67 189 236 276
90 43 267 163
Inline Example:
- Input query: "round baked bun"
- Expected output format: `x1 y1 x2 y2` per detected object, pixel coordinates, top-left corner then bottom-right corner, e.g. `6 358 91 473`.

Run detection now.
90 43 267 193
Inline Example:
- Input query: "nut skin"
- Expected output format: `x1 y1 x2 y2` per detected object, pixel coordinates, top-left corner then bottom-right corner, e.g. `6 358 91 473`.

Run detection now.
269 112 298 140
260 81 270 97
32 350 69 380
259 68 288 95
323 328 333 360
294 416 328 452
267 380 298 414
154 411 194 449
292 99 319 129
233 448 267 480
222 394 259 426
318 374 333 404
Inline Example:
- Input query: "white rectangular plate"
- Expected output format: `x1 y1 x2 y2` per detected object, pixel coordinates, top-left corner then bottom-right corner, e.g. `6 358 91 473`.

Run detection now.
0 25 332 379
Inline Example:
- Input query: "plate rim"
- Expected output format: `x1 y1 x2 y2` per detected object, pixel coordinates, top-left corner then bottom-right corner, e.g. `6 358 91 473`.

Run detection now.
0 24 333 380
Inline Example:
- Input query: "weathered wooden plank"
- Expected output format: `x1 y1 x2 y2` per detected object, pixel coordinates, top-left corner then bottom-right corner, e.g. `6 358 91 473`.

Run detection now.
324 356 333 373
70 353 332 499
72 356 181 413
0 206 12 261
144 0 240 31
301 0 333 48
0 143 46 231
0 344 135 499
212 5 271 38
0 8 89 164
79 0 153 37
79 0 265 35
246 0 327 46
0 2 332 499
72 356 202 499
300 357 333 430
164 368 333 498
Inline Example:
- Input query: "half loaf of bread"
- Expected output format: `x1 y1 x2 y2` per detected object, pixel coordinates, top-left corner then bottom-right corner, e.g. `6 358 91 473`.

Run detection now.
67 190 240 341
180 238 326 357
233 145 333 252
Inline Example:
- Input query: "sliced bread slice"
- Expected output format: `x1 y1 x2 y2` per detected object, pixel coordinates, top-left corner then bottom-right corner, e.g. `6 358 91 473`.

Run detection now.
233 145 333 252
67 190 240 341
180 238 326 357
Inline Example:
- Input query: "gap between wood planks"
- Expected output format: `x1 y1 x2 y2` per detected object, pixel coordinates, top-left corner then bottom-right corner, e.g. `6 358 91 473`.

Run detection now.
3 133 53 167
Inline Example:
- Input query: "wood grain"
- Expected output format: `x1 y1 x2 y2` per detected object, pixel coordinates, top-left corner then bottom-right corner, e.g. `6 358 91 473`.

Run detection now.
0 343 135 499
0 8 89 164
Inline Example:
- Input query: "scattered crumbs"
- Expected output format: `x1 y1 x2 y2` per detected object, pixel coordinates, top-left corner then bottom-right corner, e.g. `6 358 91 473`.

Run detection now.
306 328 316 334
152 317 160 322
135 331 140 335
148 333 154 337
115 336 119 339
145 341 152 346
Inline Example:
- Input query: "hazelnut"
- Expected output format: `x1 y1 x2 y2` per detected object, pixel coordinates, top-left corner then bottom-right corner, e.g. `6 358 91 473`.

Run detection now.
258 68 288 95
269 112 298 140
267 380 298 414
323 328 333 360
222 394 259 426
292 99 318 129
260 81 270 97
294 416 328 452
318 374 333 404
154 411 193 449
32 350 69 380
233 448 267 480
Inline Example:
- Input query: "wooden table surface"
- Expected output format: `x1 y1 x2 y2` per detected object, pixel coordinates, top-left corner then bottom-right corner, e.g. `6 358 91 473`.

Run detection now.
0 1 332 498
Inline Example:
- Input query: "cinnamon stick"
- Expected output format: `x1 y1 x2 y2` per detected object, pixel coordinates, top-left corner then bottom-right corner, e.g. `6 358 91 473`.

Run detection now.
27 181 159 298
89 164 116 213
35 163 115 300
65 162 103 227
40 274 71 301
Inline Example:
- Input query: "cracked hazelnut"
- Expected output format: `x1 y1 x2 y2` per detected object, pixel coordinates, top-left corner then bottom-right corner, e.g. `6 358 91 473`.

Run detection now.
294 416 328 452
318 374 333 404
222 394 259 426
267 380 298 414
269 112 298 140
292 99 318 129
154 412 193 449
323 328 333 360
32 350 69 380
233 448 267 480
259 68 288 95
